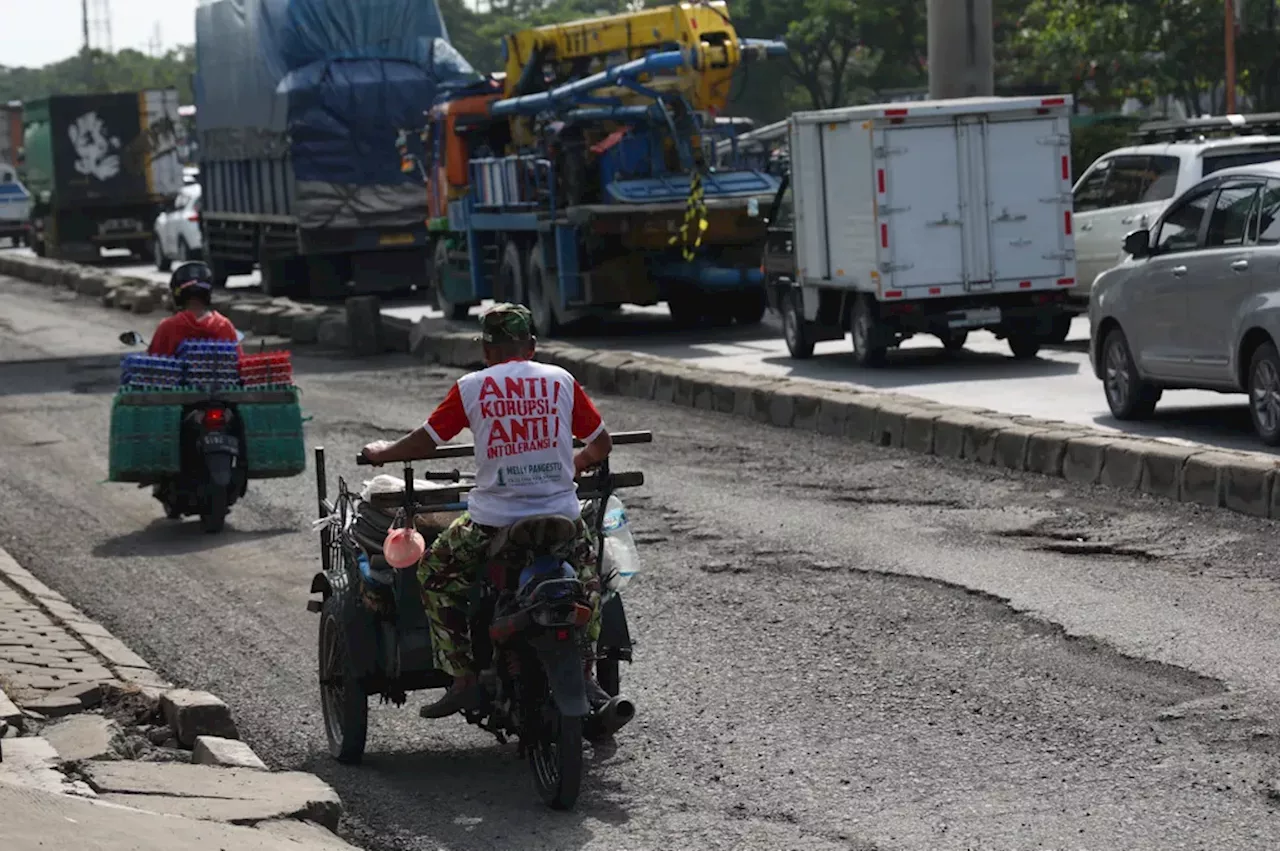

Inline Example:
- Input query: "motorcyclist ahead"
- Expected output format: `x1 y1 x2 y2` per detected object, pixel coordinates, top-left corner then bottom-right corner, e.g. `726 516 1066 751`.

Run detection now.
148 261 241 357
360 303 615 719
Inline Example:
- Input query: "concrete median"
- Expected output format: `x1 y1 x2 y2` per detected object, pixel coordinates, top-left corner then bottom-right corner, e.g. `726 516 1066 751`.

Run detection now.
5 250 1280 524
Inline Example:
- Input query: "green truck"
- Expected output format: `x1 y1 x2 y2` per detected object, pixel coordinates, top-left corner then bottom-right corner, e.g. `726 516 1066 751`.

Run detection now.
22 90 184 263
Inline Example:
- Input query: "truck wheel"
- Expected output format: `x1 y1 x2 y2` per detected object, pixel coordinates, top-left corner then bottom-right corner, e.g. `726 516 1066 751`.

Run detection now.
732 289 768 326
781 291 815 359
667 292 704 329
1046 314 1073 345
154 238 171 272
529 251 562 337
432 239 469 320
498 240 528 306
208 257 230 288
1008 334 1042 360
260 255 296 298
850 295 888 368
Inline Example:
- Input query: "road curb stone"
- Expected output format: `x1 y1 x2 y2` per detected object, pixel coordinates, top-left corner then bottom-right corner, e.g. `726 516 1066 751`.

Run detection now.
7 252 1280 523
0 545 335 831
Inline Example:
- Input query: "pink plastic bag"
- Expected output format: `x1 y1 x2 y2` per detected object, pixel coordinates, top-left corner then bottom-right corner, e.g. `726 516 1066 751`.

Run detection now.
383 511 425 570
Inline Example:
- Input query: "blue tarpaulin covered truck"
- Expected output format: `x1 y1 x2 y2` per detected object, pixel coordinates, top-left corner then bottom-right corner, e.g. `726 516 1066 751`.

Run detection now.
194 0 474 297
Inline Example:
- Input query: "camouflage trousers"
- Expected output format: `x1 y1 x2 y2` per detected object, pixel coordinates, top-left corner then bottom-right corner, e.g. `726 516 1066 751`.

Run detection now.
418 512 601 677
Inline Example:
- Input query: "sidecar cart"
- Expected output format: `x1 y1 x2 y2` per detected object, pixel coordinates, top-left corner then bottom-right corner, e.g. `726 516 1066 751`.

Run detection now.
306 431 652 765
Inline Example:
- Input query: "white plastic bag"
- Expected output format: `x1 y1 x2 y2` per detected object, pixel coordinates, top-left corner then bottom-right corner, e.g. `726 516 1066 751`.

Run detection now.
360 474 448 501
599 494 642 594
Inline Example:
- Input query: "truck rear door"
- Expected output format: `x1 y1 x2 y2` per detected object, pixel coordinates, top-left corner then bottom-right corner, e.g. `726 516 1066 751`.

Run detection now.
984 114 1071 283
877 122 966 293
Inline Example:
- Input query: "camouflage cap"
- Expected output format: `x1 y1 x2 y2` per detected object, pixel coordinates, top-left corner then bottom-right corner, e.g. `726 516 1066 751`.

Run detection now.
479 302 534 343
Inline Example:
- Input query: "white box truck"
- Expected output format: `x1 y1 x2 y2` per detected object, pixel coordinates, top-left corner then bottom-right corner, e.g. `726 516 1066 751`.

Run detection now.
763 95 1078 366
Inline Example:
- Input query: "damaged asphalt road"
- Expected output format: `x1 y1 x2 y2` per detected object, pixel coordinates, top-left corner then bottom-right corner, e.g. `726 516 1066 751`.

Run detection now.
5 276 1280 849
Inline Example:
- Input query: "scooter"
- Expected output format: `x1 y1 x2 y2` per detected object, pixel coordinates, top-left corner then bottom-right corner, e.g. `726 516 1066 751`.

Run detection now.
118 330 248 533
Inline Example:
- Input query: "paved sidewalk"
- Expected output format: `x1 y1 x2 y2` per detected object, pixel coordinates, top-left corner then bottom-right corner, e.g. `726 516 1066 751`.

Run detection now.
0 546 359 851
0 547 167 716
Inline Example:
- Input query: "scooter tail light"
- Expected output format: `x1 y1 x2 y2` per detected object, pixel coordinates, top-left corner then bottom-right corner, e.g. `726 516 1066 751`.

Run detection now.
203 407 227 429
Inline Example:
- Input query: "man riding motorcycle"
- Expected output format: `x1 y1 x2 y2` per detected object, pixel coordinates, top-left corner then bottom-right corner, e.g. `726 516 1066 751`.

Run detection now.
148 261 241 357
361 303 616 719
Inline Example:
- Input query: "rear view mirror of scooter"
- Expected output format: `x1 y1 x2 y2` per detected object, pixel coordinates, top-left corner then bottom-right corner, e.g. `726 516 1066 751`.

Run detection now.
118 331 144 346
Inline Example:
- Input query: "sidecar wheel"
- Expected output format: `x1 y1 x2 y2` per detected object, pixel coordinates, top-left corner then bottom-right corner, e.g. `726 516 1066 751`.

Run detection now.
319 591 368 764
596 658 620 697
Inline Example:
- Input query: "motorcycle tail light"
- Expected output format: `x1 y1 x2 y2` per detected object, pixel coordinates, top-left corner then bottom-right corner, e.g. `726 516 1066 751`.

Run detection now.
555 628 571 642
203 408 226 429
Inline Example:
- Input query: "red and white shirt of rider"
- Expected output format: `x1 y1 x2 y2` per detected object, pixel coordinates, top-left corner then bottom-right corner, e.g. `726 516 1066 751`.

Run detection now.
424 359 605 527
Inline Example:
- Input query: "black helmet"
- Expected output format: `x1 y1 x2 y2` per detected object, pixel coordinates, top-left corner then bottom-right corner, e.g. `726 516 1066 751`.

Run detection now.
169 261 214 307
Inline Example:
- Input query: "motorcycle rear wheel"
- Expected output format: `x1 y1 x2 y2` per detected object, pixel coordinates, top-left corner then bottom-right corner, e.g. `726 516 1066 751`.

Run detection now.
530 710 583 810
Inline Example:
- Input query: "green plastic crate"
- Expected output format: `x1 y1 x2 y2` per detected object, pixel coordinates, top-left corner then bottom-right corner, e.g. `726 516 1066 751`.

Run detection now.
108 396 182 481
239 398 306 478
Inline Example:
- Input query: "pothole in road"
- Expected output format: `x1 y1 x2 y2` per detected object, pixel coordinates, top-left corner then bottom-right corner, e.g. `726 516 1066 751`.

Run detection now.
990 513 1245 565
995 528 1161 561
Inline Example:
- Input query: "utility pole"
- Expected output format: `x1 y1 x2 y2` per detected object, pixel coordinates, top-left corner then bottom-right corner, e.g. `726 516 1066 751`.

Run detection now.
927 0 995 99
1225 0 1238 113
82 0 93 89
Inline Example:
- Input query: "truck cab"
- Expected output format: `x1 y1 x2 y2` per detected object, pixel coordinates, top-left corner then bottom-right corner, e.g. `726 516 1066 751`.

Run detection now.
0 162 31 247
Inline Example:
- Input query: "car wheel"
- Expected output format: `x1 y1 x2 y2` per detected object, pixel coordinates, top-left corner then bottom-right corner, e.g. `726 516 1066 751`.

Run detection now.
177 238 191 263
154 237 171 272
1102 327 1161 420
1247 341 1280 446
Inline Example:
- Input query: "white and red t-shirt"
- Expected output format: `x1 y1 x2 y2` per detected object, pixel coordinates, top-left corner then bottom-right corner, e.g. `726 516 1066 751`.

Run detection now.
424 358 606 527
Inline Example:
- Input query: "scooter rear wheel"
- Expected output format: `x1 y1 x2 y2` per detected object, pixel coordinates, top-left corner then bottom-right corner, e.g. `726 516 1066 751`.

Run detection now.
200 489 227 533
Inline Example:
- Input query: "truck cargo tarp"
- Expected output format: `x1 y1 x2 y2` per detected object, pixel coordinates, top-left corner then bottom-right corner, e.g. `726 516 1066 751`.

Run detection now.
196 0 475 230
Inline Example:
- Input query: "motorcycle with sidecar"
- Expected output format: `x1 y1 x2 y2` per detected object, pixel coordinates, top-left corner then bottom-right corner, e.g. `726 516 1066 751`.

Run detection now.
306 431 650 810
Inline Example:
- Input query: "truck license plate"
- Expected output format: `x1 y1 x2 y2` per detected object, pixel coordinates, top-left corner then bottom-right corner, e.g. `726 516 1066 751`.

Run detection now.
948 307 1001 329
99 218 142 235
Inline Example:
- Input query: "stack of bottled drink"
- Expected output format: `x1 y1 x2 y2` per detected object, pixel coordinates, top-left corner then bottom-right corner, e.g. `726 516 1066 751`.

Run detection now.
120 353 185 389
178 340 242 390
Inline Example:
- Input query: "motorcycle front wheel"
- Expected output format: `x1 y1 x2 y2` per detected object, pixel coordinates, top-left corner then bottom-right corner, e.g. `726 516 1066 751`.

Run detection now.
529 709 583 810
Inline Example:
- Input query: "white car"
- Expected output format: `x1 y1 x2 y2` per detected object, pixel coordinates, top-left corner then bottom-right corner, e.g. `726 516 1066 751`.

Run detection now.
1072 135 1280 309
153 184 203 271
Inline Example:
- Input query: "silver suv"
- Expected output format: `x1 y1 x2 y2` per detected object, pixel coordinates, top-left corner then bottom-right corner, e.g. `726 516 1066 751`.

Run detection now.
1090 162 1280 445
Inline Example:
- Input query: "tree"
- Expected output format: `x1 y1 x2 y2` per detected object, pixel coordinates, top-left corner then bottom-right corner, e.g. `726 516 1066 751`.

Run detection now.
784 0 882 109
0 47 195 104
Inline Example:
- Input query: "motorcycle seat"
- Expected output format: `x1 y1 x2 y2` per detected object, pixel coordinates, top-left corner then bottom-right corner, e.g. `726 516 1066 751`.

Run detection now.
487 514 578 557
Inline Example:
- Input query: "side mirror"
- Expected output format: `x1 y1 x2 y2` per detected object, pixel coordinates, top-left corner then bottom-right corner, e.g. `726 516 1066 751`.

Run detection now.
118 331 143 346
1123 228 1151 259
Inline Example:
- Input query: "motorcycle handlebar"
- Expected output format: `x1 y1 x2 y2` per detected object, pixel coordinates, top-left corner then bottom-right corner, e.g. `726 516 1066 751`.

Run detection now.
356 430 652 466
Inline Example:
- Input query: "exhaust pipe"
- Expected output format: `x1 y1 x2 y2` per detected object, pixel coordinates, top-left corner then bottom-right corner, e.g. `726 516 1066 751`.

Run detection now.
594 695 636 736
